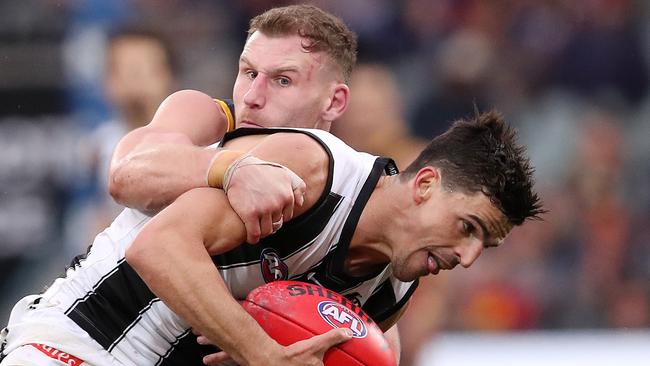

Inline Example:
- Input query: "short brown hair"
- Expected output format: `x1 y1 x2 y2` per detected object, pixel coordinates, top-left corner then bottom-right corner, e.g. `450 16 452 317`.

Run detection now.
248 4 358 82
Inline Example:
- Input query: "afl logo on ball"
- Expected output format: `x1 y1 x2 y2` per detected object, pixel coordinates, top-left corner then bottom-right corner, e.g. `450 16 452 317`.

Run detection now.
317 301 367 338
260 248 288 283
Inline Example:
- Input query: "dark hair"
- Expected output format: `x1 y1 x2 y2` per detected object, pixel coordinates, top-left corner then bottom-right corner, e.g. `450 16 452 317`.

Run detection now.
107 25 178 76
402 110 544 225
248 4 358 82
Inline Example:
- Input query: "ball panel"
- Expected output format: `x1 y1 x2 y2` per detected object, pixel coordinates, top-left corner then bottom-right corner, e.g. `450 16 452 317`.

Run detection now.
241 300 314 346
243 281 397 366
242 299 366 366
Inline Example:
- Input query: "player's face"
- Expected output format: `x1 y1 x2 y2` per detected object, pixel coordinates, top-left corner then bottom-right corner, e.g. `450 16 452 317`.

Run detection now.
233 31 342 130
391 172 512 282
106 37 174 126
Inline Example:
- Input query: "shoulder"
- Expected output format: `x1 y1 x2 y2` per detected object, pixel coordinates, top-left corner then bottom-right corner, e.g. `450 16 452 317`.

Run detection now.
157 89 217 112
255 130 330 165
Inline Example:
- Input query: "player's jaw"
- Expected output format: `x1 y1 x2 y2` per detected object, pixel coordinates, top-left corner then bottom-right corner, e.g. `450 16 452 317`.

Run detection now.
394 248 460 282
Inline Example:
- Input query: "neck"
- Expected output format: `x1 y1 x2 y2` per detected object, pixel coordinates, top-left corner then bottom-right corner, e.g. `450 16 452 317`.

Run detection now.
346 175 406 275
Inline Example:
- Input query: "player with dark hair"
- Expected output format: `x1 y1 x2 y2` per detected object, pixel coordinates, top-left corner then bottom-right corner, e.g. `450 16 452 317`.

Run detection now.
0 110 542 365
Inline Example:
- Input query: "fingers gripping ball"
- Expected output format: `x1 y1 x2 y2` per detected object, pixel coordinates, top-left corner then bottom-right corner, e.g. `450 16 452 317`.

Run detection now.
242 281 397 366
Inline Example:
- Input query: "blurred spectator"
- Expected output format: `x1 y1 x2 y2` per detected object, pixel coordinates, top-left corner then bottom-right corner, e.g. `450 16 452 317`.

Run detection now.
1 0 650 357
0 116 82 322
61 0 136 126
409 28 495 139
331 63 427 168
551 0 649 104
66 25 178 254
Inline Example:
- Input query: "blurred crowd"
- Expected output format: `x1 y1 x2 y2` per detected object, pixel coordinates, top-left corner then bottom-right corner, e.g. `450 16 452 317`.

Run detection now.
0 0 649 365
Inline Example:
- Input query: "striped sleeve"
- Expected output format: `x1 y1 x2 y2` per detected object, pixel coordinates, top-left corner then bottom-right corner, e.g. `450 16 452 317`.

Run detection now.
214 98 235 132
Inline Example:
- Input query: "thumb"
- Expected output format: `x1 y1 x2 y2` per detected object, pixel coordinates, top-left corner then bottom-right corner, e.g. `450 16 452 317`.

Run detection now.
313 328 354 351
281 165 304 191
284 167 306 203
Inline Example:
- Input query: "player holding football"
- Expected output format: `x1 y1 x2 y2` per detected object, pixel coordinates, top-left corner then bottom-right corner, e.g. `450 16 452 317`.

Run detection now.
2 2 540 364
0 112 543 366
2 4 370 366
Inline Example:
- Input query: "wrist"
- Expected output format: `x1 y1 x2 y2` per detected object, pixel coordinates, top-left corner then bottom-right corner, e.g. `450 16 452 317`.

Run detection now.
206 150 246 188
244 337 285 365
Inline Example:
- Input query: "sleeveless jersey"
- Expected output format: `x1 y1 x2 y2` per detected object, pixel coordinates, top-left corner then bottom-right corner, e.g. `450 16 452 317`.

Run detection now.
2 128 417 366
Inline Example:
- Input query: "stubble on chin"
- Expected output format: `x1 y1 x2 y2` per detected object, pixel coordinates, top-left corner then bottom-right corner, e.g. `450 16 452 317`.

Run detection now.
390 259 422 282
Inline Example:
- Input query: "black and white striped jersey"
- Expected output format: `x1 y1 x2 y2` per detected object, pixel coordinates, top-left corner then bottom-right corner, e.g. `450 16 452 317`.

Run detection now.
5 128 417 366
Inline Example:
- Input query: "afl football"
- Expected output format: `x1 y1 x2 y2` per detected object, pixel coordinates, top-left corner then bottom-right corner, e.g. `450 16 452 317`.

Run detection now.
242 280 396 366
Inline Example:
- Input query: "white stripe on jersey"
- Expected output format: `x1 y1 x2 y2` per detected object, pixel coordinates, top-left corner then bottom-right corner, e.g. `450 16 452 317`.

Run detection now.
4 128 416 365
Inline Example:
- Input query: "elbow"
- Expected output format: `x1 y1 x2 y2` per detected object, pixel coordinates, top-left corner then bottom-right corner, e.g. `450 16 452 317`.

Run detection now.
126 228 157 272
125 234 146 270
108 161 156 212
108 163 129 206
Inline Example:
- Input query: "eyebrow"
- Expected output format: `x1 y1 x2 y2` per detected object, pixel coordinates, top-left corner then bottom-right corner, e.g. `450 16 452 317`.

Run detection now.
239 56 300 75
468 214 500 248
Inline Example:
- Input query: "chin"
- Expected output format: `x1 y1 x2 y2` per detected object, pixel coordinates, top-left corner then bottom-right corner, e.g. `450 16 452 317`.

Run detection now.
391 265 423 282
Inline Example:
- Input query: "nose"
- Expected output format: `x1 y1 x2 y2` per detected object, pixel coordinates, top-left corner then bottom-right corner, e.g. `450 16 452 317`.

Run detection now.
243 73 267 109
456 239 483 268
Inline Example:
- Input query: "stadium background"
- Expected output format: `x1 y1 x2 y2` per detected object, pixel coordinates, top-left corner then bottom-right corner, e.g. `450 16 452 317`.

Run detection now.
0 0 648 364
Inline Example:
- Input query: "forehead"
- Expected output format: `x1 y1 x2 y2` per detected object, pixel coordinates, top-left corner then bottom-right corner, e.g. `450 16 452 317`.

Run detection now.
241 31 328 71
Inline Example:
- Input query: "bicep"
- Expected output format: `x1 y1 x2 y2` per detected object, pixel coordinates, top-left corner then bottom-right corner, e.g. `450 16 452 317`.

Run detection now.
148 90 228 146
244 133 329 215
147 187 247 255
111 90 226 164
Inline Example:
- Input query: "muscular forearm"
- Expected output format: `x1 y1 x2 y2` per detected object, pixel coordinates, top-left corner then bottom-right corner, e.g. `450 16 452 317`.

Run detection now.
110 142 216 213
126 197 282 364
108 89 229 212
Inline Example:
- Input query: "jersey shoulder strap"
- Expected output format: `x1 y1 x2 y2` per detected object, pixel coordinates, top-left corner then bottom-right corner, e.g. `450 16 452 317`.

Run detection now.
213 98 235 132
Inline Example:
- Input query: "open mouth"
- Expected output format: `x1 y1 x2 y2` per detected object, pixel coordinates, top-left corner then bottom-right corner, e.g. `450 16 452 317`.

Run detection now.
427 252 441 275
428 252 457 275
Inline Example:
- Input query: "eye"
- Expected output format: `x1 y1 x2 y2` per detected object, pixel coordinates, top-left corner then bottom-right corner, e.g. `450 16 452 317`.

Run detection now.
244 70 258 80
462 220 475 236
276 76 291 87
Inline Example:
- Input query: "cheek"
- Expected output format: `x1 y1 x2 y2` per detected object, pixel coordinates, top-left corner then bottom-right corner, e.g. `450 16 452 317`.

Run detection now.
275 96 317 116
232 78 245 101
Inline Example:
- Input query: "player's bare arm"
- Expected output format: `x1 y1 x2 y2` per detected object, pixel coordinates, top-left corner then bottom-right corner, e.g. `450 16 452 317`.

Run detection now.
126 133 348 365
108 90 306 242
109 89 229 212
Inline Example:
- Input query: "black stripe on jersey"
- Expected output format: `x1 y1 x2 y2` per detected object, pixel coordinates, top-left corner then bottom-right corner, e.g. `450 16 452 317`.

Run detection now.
324 157 398 287
213 192 343 268
107 298 162 351
66 259 157 349
364 279 419 324
214 128 341 267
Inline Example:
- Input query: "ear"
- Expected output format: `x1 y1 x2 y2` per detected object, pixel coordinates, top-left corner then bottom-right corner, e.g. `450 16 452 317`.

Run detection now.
321 83 349 122
411 167 441 204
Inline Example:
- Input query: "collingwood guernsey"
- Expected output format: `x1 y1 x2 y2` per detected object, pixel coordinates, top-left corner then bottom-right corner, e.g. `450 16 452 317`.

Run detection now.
0 128 417 366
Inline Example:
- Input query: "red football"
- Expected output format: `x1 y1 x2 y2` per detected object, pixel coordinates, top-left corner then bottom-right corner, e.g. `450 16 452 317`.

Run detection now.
242 280 396 366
